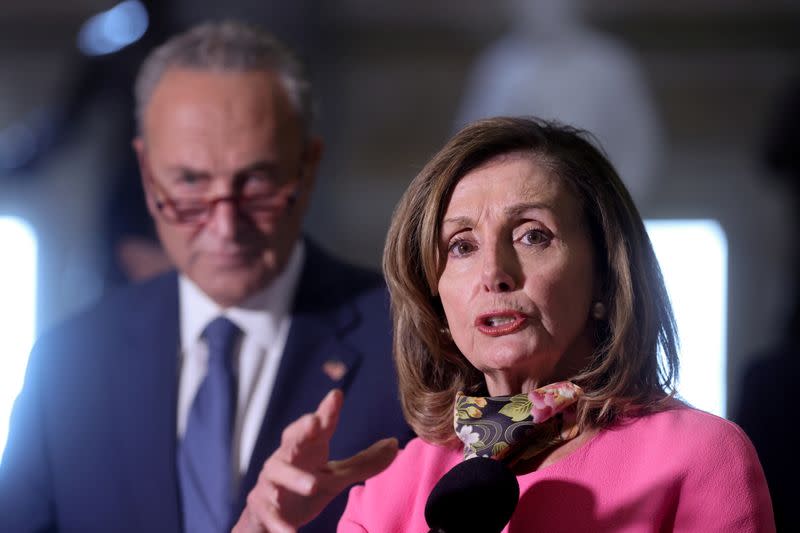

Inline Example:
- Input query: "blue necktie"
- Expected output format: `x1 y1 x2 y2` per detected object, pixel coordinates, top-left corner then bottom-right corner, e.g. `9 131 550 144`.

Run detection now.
179 316 241 533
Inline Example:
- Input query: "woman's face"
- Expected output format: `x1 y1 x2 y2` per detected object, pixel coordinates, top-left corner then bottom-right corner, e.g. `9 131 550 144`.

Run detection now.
437 152 596 395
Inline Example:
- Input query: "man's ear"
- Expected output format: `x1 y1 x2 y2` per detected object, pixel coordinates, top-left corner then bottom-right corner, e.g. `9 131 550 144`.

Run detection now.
132 136 158 217
131 136 147 171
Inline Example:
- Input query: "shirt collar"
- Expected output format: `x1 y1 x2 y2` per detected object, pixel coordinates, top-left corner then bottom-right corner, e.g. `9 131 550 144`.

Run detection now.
179 241 305 350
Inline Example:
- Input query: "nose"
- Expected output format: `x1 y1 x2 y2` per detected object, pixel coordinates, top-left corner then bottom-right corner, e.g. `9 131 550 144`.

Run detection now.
205 199 239 238
481 240 518 292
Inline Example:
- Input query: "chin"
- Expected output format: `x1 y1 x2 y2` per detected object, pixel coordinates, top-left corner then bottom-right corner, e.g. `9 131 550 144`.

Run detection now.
475 347 554 380
207 287 249 307
203 272 268 307
476 353 532 374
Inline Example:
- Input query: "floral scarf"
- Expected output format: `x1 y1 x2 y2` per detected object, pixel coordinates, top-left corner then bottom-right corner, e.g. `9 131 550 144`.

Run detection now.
454 381 583 471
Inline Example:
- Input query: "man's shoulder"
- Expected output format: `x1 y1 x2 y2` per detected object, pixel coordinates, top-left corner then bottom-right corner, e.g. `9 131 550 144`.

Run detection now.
296 241 387 308
40 271 178 344
303 241 383 285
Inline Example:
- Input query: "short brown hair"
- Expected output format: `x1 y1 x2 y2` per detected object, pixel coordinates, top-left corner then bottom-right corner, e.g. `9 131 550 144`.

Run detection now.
383 117 678 444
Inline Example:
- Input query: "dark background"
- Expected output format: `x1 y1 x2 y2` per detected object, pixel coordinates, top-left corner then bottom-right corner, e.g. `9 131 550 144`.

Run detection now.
0 0 798 418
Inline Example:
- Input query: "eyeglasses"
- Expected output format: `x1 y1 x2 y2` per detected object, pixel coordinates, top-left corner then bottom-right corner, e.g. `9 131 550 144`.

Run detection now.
145 172 298 226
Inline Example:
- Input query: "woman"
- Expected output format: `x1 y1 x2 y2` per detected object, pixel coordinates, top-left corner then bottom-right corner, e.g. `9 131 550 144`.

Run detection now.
235 117 774 532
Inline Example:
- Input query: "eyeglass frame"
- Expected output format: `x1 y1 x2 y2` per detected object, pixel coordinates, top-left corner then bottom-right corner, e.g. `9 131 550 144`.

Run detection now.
141 152 307 226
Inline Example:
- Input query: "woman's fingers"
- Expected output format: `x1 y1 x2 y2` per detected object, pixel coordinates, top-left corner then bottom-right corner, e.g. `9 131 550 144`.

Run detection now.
234 490 297 533
316 389 343 439
258 507 297 533
277 413 321 462
238 390 393 531
261 455 319 497
277 389 343 465
265 436 398 501
329 437 399 490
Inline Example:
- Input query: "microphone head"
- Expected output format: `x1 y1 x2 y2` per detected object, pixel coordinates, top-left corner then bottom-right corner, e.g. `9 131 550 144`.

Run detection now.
424 457 520 533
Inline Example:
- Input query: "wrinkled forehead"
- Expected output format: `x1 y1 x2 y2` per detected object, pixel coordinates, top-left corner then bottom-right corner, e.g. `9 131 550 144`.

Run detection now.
439 150 578 217
140 68 307 166
142 67 301 138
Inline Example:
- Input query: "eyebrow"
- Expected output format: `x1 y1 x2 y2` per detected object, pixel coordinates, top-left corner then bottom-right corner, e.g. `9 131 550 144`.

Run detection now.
164 165 210 178
504 202 552 218
164 160 280 179
234 161 280 176
440 215 473 228
441 202 552 227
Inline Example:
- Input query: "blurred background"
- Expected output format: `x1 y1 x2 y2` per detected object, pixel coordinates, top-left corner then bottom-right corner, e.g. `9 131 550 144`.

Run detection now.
0 0 797 445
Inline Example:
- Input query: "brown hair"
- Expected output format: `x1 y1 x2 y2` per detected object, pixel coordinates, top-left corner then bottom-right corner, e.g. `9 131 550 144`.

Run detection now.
383 117 678 444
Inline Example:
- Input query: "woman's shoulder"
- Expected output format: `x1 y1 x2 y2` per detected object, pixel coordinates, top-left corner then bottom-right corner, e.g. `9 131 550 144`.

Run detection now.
598 403 761 469
620 403 751 442
607 404 774 530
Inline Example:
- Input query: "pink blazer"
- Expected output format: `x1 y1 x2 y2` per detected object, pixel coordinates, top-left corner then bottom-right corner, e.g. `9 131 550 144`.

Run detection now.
340 406 774 532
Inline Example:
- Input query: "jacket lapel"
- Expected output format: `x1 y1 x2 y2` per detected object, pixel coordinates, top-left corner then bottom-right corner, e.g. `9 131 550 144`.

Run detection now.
235 243 363 511
110 273 183 531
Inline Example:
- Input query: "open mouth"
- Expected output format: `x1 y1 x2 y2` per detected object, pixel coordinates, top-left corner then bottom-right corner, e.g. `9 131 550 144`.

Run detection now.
475 311 528 336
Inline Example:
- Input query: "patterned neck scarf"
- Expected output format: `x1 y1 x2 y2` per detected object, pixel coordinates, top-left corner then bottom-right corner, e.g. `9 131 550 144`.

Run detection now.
454 381 583 471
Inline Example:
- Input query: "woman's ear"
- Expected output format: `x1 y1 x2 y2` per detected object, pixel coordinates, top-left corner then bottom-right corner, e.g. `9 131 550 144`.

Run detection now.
591 301 607 320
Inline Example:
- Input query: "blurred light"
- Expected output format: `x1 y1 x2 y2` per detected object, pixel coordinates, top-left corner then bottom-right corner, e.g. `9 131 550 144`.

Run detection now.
0 217 37 463
0 122 37 171
645 219 728 417
77 0 149 56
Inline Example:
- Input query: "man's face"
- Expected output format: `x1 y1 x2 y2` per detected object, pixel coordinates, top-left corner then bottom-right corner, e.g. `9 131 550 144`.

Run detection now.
134 68 321 307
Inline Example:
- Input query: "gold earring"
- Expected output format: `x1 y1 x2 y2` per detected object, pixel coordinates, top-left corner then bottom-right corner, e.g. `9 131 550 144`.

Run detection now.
591 301 607 320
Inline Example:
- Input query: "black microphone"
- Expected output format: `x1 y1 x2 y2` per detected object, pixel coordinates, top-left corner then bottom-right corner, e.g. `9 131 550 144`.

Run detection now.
424 457 520 533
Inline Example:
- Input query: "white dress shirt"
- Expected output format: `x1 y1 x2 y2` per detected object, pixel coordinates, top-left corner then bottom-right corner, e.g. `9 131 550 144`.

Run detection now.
176 241 304 484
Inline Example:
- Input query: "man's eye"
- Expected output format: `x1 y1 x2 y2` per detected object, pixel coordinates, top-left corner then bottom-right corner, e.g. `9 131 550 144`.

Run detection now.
242 172 281 192
168 173 213 200
245 173 271 185
241 172 263 183
175 173 203 186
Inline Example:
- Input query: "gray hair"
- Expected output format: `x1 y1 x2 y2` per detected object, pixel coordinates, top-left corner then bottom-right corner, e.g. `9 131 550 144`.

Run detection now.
134 20 313 136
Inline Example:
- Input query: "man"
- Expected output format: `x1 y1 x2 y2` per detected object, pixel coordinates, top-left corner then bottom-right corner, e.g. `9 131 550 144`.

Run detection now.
0 21 412 533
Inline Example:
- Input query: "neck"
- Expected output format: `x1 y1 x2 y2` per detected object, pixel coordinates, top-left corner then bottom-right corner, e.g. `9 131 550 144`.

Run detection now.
516 426 598 474
483 368 548 396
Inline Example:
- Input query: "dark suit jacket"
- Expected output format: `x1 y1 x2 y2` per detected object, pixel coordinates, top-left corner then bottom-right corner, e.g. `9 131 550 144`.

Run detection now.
0 241 414 532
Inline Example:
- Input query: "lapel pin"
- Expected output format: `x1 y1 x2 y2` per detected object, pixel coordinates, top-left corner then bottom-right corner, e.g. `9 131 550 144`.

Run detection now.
322 359 348 382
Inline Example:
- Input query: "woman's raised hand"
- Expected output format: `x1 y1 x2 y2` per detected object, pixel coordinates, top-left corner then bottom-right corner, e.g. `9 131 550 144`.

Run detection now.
232 389 399 533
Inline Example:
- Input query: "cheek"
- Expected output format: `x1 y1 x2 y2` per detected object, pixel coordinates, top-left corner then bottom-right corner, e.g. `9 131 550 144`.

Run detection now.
251 206 302 240
437 257 479 308
540 265 594 329
437 272 465 323
154 222 197 260
438 277 473 350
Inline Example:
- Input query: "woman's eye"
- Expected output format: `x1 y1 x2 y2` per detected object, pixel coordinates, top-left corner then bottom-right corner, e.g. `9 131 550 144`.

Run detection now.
448 239 475 257
521 229 550 245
